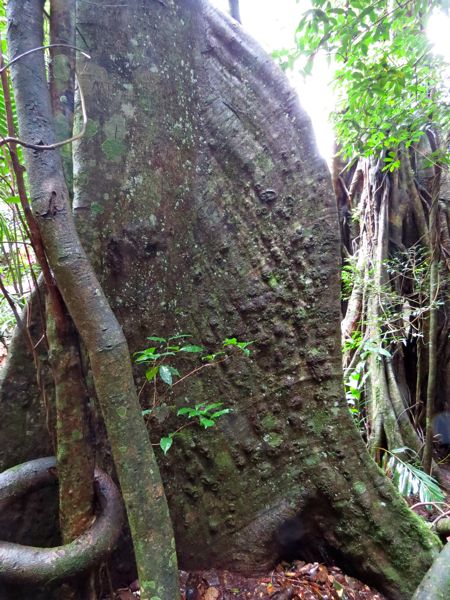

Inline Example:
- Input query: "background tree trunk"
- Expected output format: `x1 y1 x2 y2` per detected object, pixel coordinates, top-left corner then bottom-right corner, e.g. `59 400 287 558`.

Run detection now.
228 0 241 23
338 140 449 467
0 2 443 599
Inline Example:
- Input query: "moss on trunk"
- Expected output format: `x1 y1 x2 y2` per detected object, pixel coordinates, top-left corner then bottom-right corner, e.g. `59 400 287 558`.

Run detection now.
0 2 443 599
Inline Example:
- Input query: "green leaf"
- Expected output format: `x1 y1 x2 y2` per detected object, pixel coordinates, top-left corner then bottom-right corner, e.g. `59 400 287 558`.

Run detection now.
202 351 225 362
177 407 196 417
167 366 180 377
147 336 166 343
159 365 173 385
5 196 21 204
136 352 173 363
160 436 173 454
199 402 223 413
389 446 411 455
199 416 215 428
237 341 253 350
384 448 445 503
304 55 314 76
377 347 392 358
145 366 159 382
211 409 231 418
135 347 156 356
168 333 192 341
180 345 204 353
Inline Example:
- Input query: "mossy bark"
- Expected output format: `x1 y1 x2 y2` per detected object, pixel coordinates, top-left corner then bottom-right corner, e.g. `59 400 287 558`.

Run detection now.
411 542 450 600
49 0 75 193
7 1 179 599
0 2 443 599
47 306 94 540
71 3 440 598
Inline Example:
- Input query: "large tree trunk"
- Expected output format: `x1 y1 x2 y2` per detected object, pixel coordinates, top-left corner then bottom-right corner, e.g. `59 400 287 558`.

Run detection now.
0 2 442 599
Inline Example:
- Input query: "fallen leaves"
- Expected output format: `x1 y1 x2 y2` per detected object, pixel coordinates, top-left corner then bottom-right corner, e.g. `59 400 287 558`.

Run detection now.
176 562 386 600
108 562 386 599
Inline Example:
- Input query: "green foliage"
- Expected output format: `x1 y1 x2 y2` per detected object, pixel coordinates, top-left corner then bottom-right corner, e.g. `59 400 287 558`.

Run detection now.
135 335 252 453
344 335 391 425
135 334 252 387
382 447 445 504
177 402 231 425
341 254 364 301
222 337 253 356
342 245 437 424
0 173 37 342
341 262 356 301
342 245 436 357
157 402 231 455
287 0 450 161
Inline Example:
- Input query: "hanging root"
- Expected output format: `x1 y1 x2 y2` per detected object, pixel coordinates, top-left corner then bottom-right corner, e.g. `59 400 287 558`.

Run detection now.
0 457 123 585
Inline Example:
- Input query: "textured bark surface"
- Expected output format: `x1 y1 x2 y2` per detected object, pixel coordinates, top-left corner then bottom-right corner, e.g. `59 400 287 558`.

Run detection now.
48 4 97 596
46 298 94 543
0 298 52 474
411 542 450 600
6 1 179 598
0 2 442 599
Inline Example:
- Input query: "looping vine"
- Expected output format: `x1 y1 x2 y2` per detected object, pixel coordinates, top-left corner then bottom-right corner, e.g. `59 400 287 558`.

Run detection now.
0 457 123 585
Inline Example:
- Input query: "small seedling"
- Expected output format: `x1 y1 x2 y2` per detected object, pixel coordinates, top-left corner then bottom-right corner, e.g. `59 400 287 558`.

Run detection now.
134 334 252 453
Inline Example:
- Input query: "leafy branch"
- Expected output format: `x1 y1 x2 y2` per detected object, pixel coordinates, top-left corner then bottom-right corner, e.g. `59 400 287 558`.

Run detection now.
282 0 450 161
381 446 445 504
134 334 253 453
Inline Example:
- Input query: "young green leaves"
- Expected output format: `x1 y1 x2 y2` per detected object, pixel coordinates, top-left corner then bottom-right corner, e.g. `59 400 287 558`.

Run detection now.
135 334 252 454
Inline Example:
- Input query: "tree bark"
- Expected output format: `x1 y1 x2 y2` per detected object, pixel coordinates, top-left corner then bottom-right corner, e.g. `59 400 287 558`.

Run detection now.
0 2 443 599
48 5 96 596
422 131 442 474
6 1 179 599
340 142 449 466
0 457 123 585
411 542 450 600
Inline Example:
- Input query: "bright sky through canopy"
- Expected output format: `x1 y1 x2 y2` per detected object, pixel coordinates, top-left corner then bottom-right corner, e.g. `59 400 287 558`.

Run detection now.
210 0 336 161
428 10 450 58
210 0 450 163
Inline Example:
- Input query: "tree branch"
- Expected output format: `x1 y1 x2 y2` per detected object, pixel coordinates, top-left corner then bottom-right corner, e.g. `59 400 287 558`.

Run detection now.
228 0 241 23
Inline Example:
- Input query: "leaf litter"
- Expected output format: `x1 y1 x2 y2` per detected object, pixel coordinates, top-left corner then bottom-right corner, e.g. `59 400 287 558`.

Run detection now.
112 561 386 599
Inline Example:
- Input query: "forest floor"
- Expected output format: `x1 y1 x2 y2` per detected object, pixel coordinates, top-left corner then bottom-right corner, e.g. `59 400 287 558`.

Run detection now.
112 473 450 600
113 562 386 599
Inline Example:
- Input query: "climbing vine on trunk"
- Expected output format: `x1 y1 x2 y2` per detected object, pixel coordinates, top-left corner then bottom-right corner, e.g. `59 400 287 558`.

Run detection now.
5 1 180 598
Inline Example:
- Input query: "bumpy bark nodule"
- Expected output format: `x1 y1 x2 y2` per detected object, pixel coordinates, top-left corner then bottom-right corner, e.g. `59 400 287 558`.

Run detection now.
0 1 442 599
